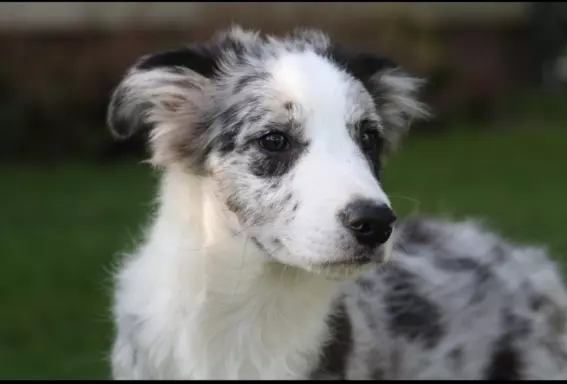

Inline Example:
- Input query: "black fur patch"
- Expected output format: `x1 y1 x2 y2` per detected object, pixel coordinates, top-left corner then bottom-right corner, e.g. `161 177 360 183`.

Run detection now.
328 45 398 84
483 334 522 380
383 265 444 349
137 32 259 79
136 48 217 78
368 150 384 180
310 300 353 380
248 143 307 178
354 119 385 178
483 307 529 380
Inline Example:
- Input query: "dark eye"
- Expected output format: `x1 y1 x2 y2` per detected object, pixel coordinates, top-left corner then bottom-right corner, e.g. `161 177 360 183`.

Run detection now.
258 132 290 153
360 128 379 152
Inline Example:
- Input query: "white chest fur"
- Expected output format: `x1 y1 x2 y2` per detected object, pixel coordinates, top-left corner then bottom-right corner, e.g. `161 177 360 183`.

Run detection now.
111 169 340 379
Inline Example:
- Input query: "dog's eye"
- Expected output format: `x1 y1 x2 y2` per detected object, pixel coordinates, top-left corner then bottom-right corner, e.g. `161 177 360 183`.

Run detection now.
360 128 379 152
258 132 290 153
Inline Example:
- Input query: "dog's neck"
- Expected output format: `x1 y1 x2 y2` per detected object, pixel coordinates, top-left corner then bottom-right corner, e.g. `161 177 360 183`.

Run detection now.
141 165 341 379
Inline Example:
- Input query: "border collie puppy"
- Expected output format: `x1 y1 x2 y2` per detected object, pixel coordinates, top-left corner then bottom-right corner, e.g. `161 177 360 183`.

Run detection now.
107 27 567 380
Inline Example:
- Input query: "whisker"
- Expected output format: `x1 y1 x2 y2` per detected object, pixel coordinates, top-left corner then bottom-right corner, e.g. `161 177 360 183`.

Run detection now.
388 193 422 213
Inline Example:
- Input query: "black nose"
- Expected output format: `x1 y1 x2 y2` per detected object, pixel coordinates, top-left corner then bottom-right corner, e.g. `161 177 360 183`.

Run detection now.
339 199 396 247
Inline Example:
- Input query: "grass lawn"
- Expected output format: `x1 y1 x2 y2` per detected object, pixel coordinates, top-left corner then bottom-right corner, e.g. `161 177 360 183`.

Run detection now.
1 124 566 379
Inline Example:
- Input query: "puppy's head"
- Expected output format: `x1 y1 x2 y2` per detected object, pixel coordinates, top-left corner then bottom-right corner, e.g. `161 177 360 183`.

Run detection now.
108 27 429 278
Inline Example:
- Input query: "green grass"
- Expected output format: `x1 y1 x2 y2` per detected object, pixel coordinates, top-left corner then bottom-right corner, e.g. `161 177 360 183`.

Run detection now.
1 124 566 379
383 124 567 261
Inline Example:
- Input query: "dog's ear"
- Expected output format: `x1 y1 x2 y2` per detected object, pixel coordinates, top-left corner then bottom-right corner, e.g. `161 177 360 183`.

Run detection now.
107 47 216 141
331 47 430 151
107 46 220 167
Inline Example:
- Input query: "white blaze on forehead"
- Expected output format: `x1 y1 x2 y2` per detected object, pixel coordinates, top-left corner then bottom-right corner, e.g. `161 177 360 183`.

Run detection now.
267 50 360 133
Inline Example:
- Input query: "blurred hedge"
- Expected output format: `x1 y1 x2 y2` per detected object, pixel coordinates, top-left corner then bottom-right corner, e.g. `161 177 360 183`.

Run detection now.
0 30 191 162
0 20 531 162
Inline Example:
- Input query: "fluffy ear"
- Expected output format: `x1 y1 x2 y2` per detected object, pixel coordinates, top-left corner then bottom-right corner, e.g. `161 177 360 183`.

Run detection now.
106 46 219 167
107 47 216 139
331 48 430 151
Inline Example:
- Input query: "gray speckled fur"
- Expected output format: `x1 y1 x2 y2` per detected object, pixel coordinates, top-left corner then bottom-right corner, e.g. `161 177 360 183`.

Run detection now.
337 217 567 380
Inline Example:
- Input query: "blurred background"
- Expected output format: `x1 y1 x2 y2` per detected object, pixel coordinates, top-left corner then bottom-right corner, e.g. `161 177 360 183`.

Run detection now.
1 2 566 379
